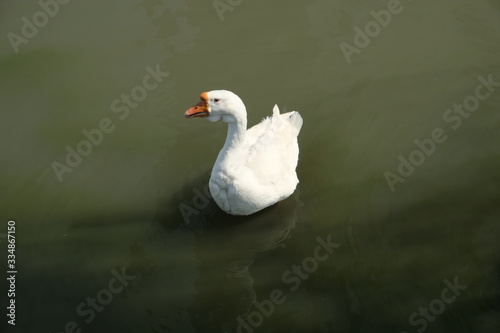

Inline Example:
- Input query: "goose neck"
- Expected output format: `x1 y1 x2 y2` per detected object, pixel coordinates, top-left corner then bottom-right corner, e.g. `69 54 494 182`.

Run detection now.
223 116 246 150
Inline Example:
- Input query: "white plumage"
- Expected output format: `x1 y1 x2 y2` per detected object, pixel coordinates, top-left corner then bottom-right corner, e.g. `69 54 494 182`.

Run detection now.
185 90 303 215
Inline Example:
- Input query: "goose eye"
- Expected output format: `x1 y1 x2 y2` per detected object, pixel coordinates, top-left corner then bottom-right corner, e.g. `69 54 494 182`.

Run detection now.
214 99 220 102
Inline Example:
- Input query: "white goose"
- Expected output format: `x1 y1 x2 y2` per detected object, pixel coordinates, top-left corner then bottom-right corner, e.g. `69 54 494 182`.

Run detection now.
184 90 303 216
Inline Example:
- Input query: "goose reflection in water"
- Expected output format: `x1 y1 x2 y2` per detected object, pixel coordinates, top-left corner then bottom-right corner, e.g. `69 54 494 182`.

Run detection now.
154 171 302 331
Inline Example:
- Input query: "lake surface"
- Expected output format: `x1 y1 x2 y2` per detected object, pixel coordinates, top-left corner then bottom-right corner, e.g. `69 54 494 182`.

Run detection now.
1 0 499 332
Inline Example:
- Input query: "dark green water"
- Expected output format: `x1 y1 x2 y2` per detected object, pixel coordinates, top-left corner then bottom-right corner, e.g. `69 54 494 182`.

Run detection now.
1 0 499 332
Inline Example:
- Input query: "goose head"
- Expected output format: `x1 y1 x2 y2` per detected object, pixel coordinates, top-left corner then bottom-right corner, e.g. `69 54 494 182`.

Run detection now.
185 90 246 123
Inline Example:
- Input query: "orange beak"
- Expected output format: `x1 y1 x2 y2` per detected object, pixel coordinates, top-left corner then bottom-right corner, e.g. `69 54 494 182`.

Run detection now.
185 92 210 118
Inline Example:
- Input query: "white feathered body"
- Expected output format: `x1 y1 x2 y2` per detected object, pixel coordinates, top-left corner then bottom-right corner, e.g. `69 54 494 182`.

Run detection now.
209 106 303 215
